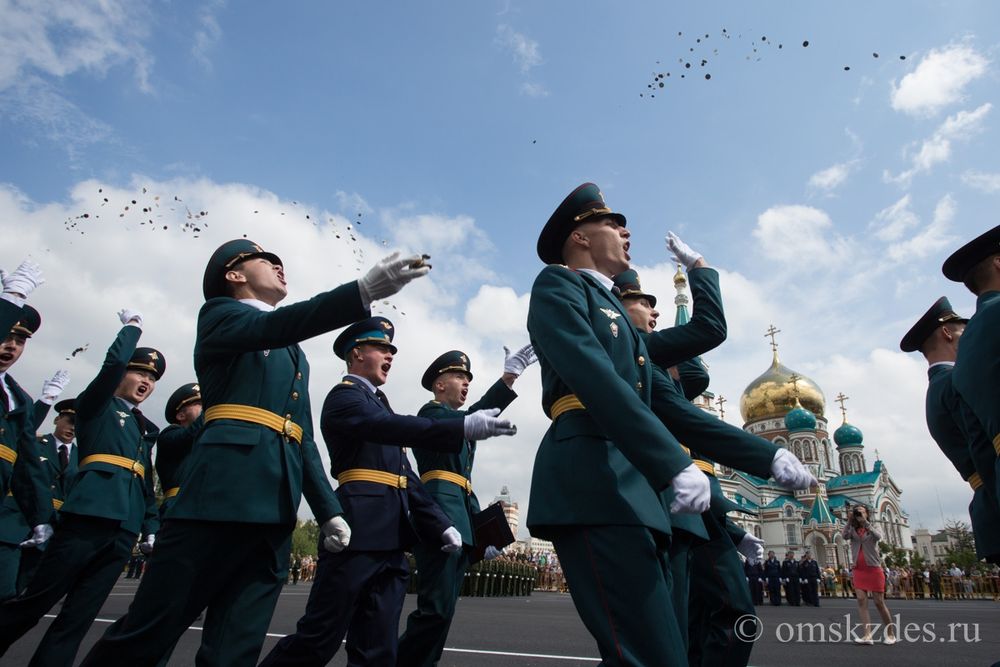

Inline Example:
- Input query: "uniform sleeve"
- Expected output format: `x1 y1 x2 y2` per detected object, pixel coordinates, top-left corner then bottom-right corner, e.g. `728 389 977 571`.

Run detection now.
299 389 343 523
322 386 464 453
76 325 142 420
724 517 747 547
527 267 691 489
405 468 453 543
466 379 517 414
32 399 51 432
10 408 55 526
141 427 160 536
675 358 710 400
645 267 727 369
650 367 777 478
197 283 369 358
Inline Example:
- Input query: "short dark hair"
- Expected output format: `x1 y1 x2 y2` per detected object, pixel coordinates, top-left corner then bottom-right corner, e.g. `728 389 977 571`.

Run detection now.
963 253 1000 294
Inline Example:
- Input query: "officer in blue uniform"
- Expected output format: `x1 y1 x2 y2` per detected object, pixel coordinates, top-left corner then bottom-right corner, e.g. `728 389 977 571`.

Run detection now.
901 296 1000 562
82 242 429 667
16 398 79 593
781 551 801 606
0 308 163 666
764 551 782 606
261 317 516 667
800 552 821 606
398 345 534 667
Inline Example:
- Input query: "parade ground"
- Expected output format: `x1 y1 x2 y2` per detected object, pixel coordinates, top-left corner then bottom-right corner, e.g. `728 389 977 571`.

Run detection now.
5 580 997 666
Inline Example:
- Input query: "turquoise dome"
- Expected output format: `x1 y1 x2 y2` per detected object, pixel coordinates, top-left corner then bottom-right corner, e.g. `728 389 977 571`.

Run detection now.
834 422 864 448
784 403 817 432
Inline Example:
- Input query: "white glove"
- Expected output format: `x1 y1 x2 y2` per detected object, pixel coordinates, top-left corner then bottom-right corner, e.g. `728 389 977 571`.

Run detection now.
117 308 143 328
484 545 502 560
441 526 462 553
20 524 54 548
322 516 351 553
464 408 517 440
665 231 703 270
503 344 537 377
1 260 45 300
139 534 155 555
668 463 711 514
357 251 431 305
770 448 818 490
738 533 765 564
40 370 71 405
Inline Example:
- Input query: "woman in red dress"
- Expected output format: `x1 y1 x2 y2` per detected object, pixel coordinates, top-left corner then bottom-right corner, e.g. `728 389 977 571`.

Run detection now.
842 505 896 644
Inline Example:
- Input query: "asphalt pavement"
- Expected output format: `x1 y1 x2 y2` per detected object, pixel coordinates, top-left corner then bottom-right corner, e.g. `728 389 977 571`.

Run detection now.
3 578 997 665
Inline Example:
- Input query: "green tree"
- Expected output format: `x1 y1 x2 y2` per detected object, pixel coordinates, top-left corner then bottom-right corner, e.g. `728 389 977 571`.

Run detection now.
291 519 319 558
943 520 978 571
908 551 926 570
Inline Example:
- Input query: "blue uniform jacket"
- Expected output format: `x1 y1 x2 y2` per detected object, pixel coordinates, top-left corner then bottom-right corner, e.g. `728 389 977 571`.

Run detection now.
321 378 463 551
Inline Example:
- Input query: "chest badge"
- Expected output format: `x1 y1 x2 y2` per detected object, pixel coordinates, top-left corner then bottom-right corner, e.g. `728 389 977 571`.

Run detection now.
263 350 270 357
116 410 130 428
610 322 619 338
600 308 621 321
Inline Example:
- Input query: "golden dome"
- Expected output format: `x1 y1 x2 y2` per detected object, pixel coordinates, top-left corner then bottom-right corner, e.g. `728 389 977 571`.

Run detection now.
673 264 686 286
739 351 826 424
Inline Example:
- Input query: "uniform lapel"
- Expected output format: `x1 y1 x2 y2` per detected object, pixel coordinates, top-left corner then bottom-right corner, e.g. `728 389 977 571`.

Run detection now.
576 270 640 349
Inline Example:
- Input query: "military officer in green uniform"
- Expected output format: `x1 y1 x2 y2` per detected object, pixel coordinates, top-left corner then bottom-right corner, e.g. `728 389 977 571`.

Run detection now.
0 308 163 666
527 183 712 666
613 261 812 667
16 398 79 593
398 344 536 666
156 382 202 517
0 297 56 603
901 296 1000 562
82 242 430 667
943 225 1000 508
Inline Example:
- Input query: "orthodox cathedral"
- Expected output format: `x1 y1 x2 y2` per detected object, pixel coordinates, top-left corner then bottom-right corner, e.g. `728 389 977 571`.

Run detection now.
672 268 913 568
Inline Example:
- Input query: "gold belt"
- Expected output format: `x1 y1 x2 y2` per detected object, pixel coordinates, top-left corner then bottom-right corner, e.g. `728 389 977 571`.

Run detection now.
969 472 984 491
550 394 585 420
163 487 180 499
338 469 407 488
694 459 716 477
420 470 472 494
52 499 63 510
204 404 303 444
0 444 16 465
80 454 145 479
993 434 1000 457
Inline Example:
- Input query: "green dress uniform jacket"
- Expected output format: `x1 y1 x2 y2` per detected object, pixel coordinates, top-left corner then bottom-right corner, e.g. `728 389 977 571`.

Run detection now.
526 266 692 537
36 434 79 515
926 364 1000 561
61 325 159 536
645 267 726 369
154 416 202 517
413 379 516 544
168 288 367 525
952 290 1000 504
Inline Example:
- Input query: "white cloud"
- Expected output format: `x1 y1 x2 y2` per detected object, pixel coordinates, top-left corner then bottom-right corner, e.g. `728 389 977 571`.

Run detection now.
808 162 852 192
464 285 530 343
495 24 542 73
752 204 852 268
962 169 1000 193
870 194 919 242
885 194 957 262
192 0 226 70
890 44 989 116
884 103 991 186
519 82 549 98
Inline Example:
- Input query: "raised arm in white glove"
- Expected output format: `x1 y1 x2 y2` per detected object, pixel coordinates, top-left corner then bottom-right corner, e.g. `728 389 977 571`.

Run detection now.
441 526 462 553
1 260 45 306
19 523 53 549
139 534 155 555
737 533 765 564
484 545 502 560
322 516 352 553
358 251 431 307
665 231 704 270
117 308 143 329
503 344 537 377
668 463 711 514
464 408 516 440
770 448 818 490
40 370 71 405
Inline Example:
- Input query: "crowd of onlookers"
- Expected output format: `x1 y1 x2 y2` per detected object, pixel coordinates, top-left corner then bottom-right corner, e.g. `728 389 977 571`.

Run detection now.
812 562 1000 601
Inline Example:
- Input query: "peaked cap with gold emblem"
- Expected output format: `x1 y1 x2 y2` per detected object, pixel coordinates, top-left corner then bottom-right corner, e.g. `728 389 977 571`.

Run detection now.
537 182 627 265
333 316 397 359
899 296 968 353
53 398 76 418
10 304 41 338
165 382 202 424
612 269 657 308
942 224 1000 283
128 347 166 381
203 238 283 300
421 350 474 391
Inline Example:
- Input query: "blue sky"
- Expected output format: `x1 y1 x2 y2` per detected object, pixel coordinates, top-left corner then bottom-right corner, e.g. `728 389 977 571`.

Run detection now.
3 1 999 534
